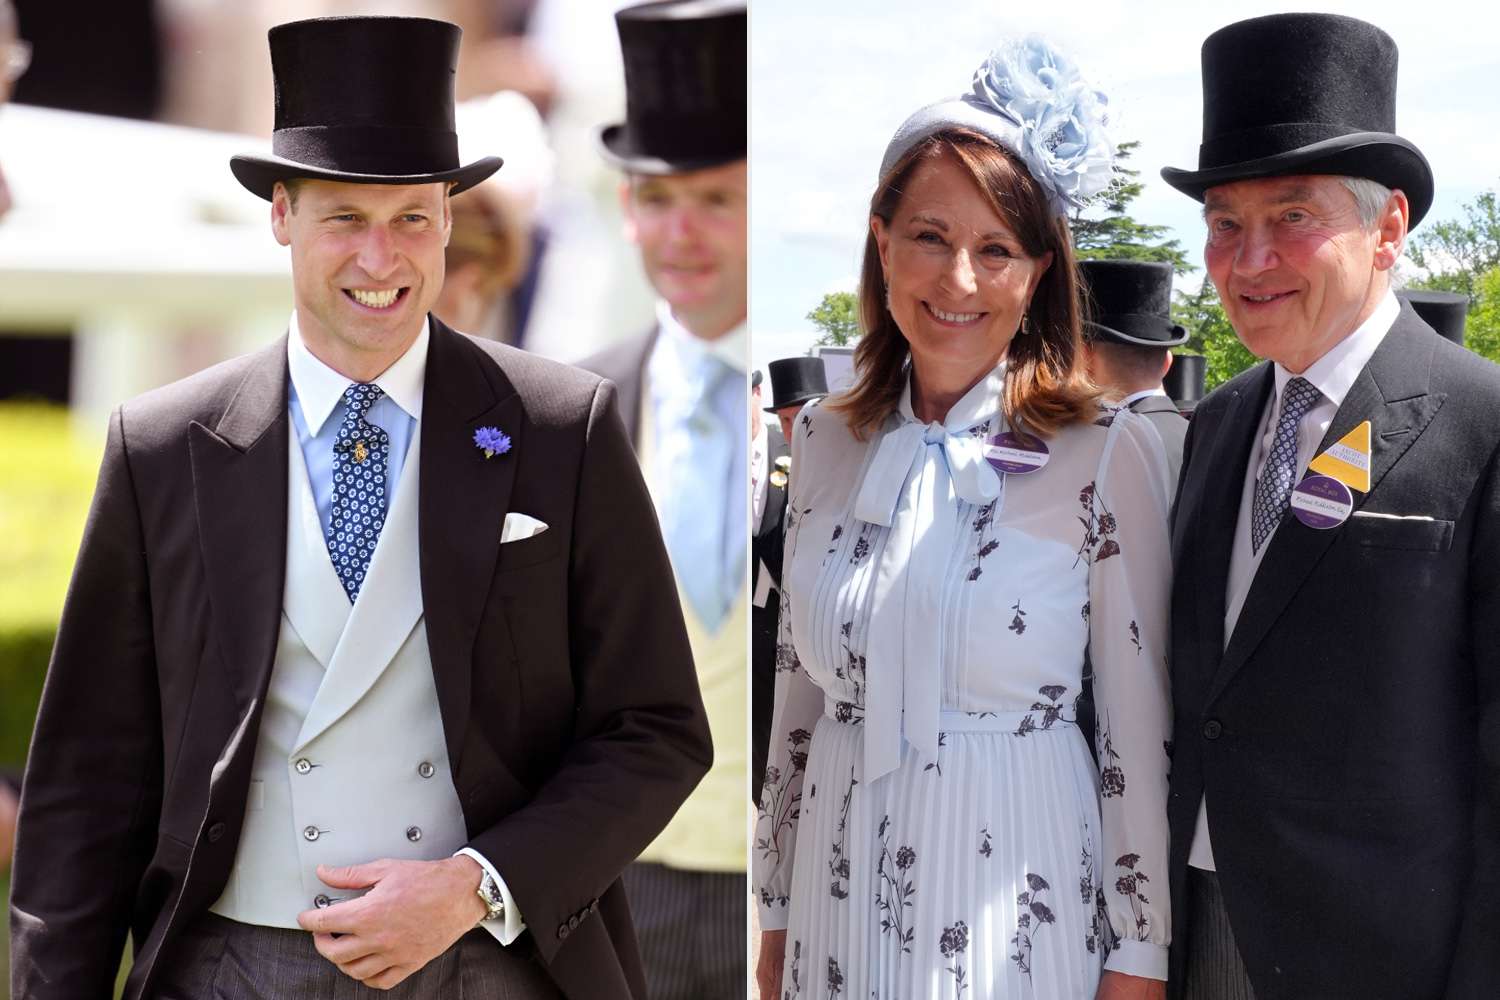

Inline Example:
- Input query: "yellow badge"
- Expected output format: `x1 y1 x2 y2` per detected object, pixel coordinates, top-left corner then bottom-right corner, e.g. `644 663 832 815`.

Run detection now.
353 440 369 464
770 470 789 488
1307 420 1371 492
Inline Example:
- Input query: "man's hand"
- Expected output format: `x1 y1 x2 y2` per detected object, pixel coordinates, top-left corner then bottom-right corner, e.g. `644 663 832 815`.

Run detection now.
296 855 488 990
1096 970 1167 1000
757 929 786 999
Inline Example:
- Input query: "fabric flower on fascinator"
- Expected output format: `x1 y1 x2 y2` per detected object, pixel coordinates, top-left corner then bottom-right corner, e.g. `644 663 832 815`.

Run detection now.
968 35 1114 212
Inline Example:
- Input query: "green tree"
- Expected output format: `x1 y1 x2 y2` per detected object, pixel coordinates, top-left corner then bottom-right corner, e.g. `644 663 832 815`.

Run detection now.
1071 140 1191 275
1464 265 1500 361
1408 186 1500 305
807 290 860 346
1171 280 1257 390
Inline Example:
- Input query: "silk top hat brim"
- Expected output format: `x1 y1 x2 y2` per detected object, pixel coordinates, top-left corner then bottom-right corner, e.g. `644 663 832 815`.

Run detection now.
599 0 747 174
1080 260 1189 348
229 16 503 202
1160 12 1434 229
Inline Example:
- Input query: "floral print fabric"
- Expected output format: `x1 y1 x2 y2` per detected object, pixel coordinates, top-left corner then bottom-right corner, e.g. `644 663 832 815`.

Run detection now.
754 365 1173 997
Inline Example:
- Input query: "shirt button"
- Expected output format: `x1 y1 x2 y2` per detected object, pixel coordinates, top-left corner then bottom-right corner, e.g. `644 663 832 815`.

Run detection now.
314 894 332 908
1203 719 1224 740
418 762 435 779
303 826 321 841
295 758 313 775
406 826 422 842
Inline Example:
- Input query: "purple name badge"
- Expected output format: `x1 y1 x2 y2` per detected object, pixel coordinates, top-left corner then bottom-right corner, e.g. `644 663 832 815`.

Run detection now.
1291 474 1353 530
984 432 1049 475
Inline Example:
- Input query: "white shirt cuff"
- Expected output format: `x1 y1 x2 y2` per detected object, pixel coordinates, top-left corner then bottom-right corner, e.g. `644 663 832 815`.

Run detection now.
757 896 790 931
1103 938 1168 981
455 847 527 945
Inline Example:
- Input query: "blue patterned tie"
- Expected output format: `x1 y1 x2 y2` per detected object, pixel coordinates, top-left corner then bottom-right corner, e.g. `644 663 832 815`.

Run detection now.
1250 376 1320 553
327 383 390 602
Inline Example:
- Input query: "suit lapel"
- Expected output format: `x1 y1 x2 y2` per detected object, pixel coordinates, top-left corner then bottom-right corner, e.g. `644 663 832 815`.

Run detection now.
1209 310 1443 703
419 318 524 769
188 339 290 710
1181 367 1271 685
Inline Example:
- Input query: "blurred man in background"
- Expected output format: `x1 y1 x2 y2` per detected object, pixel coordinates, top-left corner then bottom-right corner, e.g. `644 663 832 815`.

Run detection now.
581 2 747 997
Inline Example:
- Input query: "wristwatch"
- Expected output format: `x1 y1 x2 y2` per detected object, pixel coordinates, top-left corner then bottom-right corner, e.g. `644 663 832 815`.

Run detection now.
476 868 507 925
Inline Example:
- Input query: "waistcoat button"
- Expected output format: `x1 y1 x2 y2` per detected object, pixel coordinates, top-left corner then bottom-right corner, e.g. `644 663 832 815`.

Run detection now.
406 826 422 842
418 762 435 779
303 826 321 841
295 758 313 775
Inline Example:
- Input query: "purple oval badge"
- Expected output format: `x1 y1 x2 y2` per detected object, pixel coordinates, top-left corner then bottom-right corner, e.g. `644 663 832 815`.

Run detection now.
984 431 1050 475
1291 474 1353 530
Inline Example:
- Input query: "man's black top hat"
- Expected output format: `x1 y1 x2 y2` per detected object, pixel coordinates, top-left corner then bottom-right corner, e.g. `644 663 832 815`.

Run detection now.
1399 290 1469 346
1160 13 1434 229
765 357 829 413
1164 354 1207 409
599 0 747 174
230 17 503 202
1079 260 1188 348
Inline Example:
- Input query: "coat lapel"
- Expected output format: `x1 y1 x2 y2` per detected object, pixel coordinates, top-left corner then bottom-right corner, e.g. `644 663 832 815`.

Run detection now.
188 339 290 710
419 318 524 769
1209 309 1444 703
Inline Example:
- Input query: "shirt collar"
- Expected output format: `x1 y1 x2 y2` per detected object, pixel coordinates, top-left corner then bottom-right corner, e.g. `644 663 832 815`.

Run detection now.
897 359 1007 433
287 311 429 435
1121 386 1170 408
1272 290 1399 410
653 300 748 375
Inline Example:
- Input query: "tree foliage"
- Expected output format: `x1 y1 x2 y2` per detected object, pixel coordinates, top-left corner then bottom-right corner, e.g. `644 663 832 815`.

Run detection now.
1071 141 1191 275
807 290 860 347
1407 187 1500 305
1464 265 1500 362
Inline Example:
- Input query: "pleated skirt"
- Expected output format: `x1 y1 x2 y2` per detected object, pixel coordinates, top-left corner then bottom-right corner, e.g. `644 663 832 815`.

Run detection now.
780 713 1109 1000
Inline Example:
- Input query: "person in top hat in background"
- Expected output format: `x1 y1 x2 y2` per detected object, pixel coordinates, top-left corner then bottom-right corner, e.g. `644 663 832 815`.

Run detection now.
764 355 830 444
1399 288 1469 346
1160 13 1500 999
750 369 789 806
8 16 709 1000
578 3 747 997
1078 260 1190 490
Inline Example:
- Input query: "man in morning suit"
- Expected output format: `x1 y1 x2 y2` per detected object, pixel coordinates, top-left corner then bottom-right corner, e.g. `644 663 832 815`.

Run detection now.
1161 13 1500 1000
580 3 747 996
1078 259 1190 490
8 17 709 1000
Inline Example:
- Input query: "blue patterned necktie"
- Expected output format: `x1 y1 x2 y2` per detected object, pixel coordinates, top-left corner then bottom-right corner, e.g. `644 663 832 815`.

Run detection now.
1250 376 1321 553
660 354 738 630
327 383 390 602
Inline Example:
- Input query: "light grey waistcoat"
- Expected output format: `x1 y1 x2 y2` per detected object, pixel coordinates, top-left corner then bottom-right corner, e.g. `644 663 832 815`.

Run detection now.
211 431 469 925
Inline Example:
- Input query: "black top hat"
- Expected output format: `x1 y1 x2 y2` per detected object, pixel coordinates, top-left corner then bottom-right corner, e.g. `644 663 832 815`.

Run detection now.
765 357 828 413
230 17 503 201
599 0 747 174
1079 260 1188 348
1399 290 1469 346
1164 354 1207 409
1161 13 1433 229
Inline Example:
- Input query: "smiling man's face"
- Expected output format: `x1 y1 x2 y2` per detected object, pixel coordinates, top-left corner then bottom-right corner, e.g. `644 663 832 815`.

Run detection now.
272 178 451 380
1203 174 1405 373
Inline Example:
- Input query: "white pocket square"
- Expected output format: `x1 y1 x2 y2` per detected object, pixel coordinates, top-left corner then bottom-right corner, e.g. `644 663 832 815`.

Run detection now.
1350 510 1434 522
500 512 549 543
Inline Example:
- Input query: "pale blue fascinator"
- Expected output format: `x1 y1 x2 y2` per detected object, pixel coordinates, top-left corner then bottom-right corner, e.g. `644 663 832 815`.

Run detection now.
879 35 1114 216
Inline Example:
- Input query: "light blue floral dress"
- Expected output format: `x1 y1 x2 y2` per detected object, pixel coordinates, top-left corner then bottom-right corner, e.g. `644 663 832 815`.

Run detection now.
755 364 1173 999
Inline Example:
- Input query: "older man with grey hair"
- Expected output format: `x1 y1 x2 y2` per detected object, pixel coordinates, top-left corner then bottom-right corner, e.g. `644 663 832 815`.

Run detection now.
1161 12 1500 1000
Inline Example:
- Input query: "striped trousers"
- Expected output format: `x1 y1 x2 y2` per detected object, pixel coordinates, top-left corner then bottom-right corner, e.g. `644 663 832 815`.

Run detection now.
154 912 561 999
623 861 746 1000
1182 868 1256 1000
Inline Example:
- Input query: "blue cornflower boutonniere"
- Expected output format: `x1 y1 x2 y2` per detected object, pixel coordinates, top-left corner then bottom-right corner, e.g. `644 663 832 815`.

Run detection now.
473 425 512 459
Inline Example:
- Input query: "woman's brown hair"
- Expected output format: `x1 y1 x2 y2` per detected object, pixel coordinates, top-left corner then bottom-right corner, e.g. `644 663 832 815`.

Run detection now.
827 128 1097 439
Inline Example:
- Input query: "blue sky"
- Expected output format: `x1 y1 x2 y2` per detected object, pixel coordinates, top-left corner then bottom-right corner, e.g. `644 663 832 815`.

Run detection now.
749 0 1500 373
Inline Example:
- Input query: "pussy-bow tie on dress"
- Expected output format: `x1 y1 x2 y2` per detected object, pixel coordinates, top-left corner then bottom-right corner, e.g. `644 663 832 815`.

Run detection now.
852 365 1007 781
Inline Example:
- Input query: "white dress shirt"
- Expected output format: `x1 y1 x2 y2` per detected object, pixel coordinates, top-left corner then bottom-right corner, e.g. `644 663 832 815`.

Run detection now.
1189 290 1400 870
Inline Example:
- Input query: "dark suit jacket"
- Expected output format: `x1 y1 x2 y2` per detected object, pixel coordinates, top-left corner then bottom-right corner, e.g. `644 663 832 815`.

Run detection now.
750 425 789 803
8 317 711 1000
1167 304 1500 1000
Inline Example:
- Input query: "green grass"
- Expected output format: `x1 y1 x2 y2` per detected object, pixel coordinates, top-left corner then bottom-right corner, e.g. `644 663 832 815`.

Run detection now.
0 403 101 634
